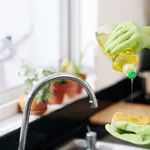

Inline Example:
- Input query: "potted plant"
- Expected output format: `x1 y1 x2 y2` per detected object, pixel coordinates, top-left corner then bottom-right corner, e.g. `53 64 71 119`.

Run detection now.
49 59 78 103
49 79 67 104
46 64 68 104
60 59 78 98
73 52 87 94
19 64 52 115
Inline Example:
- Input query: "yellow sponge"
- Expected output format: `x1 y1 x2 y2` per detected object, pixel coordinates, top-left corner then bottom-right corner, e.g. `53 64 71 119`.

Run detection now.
112 112 150 125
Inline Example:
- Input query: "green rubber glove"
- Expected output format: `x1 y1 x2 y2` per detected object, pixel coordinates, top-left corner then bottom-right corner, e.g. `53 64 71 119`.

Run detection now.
105 122 150 148
105 20 150 54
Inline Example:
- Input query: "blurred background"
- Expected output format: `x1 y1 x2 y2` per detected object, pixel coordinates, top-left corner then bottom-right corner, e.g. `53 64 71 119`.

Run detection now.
0 0 150 113
1 0 150 149
1 0 150 94
0 0 98 93
0 0 150 112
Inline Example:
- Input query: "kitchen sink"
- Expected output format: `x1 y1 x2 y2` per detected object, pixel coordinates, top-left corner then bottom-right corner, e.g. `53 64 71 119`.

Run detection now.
95 135 149 150
55 139 87 150
96 142 149 150
55 135 149 150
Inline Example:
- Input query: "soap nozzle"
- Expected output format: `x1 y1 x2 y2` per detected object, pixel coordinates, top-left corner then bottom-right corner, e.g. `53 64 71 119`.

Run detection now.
128 70 137 80
123 64 137 80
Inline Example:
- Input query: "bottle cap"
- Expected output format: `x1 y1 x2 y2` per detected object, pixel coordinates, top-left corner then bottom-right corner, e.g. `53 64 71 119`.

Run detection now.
128 71 137 79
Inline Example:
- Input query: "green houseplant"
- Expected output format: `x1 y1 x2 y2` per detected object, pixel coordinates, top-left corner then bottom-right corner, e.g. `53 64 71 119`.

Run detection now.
46 65 67 104
19 64 53 115
48 60 78 103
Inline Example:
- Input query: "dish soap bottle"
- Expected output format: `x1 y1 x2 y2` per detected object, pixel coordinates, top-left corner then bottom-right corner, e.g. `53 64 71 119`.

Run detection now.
95 25 139 80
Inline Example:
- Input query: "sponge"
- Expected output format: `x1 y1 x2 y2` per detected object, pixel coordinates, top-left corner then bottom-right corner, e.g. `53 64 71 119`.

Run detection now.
105 112 150 147
111 112 150 131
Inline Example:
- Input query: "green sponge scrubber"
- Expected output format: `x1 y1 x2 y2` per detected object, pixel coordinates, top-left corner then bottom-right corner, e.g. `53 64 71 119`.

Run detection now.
105 121 150 148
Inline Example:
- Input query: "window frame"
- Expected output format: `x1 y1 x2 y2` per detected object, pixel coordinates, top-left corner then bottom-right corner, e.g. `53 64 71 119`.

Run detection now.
68 0 99 71
0 0 98 121
0 0 83 103
59 0 81 62
68 0 81 62
0 0 70 105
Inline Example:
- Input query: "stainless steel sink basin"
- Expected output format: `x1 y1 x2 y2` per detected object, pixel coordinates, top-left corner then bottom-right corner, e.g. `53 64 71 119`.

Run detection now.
55 135 149 150
96 142 149 150
55 139 87 150
95 135 149 150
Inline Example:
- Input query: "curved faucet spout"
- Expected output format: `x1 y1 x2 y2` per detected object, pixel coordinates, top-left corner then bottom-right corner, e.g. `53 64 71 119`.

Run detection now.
18 73 98 150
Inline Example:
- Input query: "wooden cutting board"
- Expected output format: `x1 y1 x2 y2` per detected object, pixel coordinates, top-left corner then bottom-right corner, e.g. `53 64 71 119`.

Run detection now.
90 102 150 125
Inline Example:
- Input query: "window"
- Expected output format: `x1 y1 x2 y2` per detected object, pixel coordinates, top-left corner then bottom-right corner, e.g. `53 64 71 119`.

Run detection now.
0 0 98 104
69 0 98 73
80 0 98 70
0 0 61 92
0 0 99 126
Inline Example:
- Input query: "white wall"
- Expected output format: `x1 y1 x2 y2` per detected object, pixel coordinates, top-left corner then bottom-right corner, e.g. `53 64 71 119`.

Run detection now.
97 0 150 26
95 0 150 90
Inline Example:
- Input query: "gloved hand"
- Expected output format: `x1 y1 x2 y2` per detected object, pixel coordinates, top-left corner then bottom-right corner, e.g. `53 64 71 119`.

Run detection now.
105 21 150 54
105 122 150 148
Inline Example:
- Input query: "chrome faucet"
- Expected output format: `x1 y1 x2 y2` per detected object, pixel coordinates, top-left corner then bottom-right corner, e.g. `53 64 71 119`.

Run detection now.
18 73 98 150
